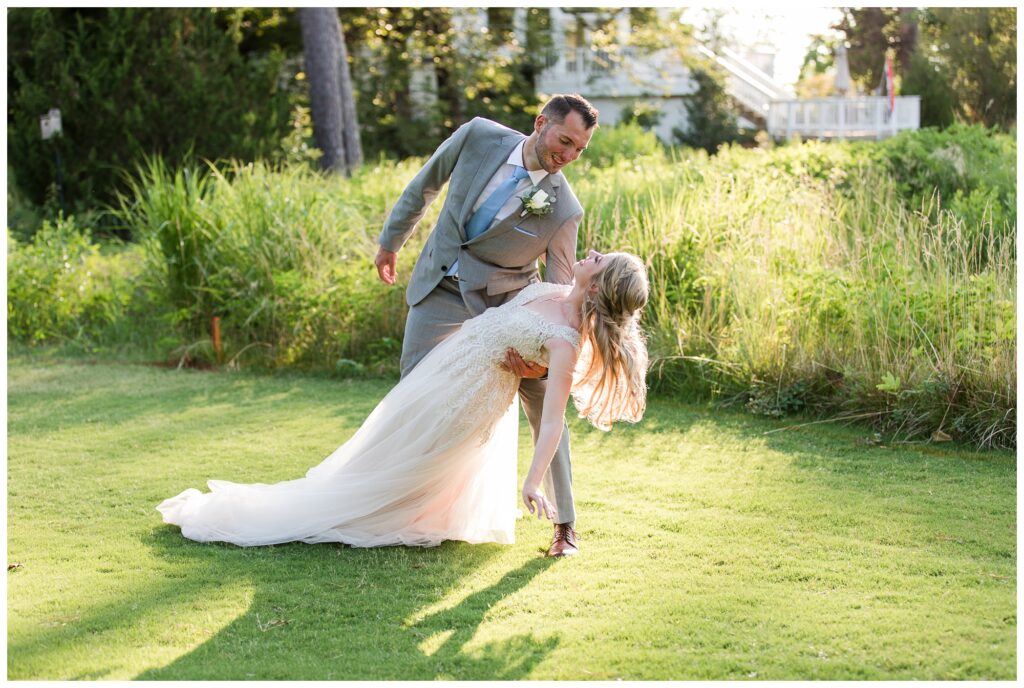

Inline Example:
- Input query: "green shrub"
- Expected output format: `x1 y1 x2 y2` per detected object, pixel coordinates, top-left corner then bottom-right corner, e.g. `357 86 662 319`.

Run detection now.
868 124 1016 239
7 216 148 345
716 139 862 193
6 165 43 242
576 121 666 171
673 67 749 154
618 99 666 130
570 136 1015 448
13 124 1016 448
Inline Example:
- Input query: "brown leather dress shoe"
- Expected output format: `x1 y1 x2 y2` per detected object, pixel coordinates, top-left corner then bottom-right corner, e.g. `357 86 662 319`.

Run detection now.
546 523 580 557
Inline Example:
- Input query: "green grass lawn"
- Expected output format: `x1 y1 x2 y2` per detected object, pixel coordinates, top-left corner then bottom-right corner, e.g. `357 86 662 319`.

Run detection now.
7 355 1016 680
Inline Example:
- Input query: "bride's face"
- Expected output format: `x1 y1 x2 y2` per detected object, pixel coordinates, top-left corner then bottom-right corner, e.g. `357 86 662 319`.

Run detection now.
573 250 606 288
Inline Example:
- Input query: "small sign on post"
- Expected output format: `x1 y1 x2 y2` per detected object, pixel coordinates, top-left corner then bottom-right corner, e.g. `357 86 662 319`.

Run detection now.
39 108 66 214
40 108 62 140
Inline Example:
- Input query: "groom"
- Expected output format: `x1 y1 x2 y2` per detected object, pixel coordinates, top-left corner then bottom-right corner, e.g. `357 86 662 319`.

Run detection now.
374 94 598 557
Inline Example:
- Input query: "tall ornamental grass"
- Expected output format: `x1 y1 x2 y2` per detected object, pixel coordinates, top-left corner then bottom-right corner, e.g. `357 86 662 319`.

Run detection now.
570 138 1014 448
115 157 432 373
9 125 1015 447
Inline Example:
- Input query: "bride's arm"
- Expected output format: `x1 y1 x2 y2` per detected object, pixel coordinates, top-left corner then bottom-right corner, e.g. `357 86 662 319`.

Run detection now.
521 337 577 520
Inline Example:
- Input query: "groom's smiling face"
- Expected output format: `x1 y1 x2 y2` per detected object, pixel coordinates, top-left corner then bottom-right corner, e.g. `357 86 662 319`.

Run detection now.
534 111 593 174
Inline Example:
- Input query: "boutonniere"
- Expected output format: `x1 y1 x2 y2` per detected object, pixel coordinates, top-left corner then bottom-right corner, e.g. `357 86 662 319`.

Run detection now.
519 186 557 217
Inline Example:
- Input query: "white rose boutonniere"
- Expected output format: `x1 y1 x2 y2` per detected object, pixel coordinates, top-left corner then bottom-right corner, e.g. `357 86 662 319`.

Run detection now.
519 186 556 218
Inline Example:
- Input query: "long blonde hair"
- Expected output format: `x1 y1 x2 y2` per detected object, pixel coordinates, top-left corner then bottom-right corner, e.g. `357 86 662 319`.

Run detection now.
572 252 649 430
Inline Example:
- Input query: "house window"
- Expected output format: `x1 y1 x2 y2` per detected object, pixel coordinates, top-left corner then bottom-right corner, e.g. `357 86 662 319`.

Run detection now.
562 14 585 73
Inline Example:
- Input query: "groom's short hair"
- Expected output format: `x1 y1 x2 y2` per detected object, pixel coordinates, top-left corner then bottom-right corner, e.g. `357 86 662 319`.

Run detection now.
542 94 599 129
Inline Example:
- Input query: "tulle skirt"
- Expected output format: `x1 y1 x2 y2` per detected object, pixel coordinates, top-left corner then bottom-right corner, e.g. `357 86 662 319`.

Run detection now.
157 331 521 548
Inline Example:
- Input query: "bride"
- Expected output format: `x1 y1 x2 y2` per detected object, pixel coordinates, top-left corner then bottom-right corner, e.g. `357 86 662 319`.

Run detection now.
158 250 649 548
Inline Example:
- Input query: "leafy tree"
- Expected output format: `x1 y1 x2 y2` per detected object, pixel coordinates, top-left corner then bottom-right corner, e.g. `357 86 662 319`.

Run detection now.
7 8 296 220
916 7 1016 128
833 8 917 92
628 7 696 54
835 7 1015 129
338 8 548 159
673 67 742 154
800 33 839 77
795 33 841 97
686 7 737 54
219 8 304 56
335 8 701 159
900 49 955 129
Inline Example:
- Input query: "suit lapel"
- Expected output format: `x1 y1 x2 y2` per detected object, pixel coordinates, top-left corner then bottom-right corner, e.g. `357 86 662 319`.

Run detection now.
467 172 563 246
457 134 525 238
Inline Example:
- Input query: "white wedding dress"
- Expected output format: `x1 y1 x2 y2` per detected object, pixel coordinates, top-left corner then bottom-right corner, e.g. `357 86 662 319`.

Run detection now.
157 282 580 548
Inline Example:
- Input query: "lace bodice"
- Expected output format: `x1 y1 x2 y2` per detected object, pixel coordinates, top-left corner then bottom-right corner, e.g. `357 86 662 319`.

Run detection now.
429 282 581 443
469 282 581 364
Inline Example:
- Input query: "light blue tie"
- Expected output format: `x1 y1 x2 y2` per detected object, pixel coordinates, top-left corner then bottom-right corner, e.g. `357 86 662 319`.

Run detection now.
448 165 530 277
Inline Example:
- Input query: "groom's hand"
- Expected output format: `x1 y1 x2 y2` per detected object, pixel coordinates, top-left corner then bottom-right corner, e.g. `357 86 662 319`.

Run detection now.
501 349 547 378
374 246 398 285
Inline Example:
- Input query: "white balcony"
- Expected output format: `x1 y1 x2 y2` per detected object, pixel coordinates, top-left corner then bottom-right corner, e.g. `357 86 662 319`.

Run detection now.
767 96 922 140
536 47 692 98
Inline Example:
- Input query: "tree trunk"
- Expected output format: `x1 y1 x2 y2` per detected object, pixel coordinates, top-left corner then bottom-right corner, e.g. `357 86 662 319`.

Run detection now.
299 7 346 174
336 22 362 171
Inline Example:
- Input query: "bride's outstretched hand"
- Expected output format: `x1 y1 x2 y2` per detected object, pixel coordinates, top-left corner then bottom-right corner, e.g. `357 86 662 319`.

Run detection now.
522 480 556 520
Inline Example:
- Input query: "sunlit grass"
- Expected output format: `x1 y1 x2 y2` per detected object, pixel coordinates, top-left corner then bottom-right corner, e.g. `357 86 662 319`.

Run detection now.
570 145 1015 448
115 155 432 371
7 357 1015 679
13 126 1012 446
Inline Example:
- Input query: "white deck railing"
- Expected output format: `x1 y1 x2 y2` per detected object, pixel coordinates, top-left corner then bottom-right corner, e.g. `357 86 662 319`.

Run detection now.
767 96 921 140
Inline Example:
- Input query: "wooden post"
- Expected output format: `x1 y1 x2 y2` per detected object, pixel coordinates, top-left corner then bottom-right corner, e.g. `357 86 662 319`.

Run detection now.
212 316 222 365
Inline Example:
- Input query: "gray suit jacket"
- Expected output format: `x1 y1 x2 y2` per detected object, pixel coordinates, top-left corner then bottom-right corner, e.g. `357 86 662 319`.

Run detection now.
379 117 583 313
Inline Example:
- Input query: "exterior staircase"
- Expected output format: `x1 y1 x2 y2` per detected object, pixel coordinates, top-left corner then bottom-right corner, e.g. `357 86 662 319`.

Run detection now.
697 45 792 127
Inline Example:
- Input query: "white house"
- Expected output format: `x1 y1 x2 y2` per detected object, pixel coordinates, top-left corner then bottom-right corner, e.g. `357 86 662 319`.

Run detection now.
419 8 920 143
533 8 700 143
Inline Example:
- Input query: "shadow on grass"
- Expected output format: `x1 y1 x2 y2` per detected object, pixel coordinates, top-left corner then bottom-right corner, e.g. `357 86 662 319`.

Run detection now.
7 363 388 441
8 523 558 680
132 527 557 680
10 360 561 679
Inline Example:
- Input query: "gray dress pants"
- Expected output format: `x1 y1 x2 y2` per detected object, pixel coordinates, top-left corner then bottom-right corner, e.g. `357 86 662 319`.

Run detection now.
399 276 576 526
